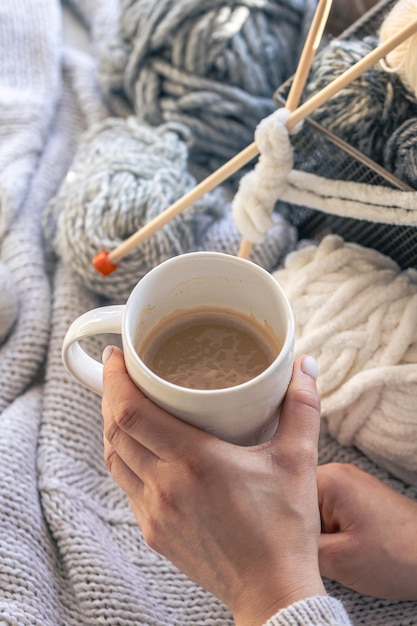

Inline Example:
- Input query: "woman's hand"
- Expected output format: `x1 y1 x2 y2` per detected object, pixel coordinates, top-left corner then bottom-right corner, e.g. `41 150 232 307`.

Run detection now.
318 462 417 601
101 348 326 626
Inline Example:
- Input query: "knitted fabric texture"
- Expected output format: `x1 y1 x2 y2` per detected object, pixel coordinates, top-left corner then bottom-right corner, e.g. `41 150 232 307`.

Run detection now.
264 595 352 626
0 0 61 239
274 235 417 486
2 1 417 625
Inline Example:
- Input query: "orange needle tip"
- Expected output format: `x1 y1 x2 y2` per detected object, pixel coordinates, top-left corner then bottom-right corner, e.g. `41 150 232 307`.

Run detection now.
93 251 118 275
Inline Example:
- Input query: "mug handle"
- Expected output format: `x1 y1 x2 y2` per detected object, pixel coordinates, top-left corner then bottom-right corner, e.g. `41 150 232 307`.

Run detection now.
61 305 125 395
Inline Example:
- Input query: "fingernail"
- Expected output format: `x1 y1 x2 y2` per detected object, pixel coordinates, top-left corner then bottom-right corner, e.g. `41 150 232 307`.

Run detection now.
301 355 318 380
102 345 113 364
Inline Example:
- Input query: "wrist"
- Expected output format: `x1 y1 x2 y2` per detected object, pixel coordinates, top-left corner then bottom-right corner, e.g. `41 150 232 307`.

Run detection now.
232 570 327 626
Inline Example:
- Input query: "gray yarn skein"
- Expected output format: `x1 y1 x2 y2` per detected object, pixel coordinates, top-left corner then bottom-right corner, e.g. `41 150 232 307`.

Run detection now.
384 118 417 189
44 117 225 302
305 36 417 165
98 0 310 171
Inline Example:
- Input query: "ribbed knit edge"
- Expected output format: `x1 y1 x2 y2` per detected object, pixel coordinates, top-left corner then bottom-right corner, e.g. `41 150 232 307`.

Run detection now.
263 595 352 626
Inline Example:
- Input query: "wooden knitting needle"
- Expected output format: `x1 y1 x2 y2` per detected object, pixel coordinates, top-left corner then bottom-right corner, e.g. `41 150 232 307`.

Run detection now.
237 0 334 260
93 15 417 275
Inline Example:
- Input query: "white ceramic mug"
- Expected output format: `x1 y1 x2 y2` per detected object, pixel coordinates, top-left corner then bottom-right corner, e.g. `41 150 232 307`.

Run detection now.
62 251 294 445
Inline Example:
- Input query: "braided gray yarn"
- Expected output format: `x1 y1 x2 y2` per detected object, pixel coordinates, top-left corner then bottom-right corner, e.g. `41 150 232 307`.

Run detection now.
98 0 310 171
45 117 224 302
384 117 417 188
305 36 417 165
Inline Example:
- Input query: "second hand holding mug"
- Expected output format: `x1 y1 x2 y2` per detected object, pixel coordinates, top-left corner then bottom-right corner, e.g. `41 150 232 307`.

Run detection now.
62 252 294 446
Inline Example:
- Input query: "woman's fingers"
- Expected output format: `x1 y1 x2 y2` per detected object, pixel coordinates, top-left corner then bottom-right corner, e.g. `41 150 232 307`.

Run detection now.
102 345 213 463
102 348 322 490
278 355 320 439
103 436 144 503
316 462 417 601
102 349 322 476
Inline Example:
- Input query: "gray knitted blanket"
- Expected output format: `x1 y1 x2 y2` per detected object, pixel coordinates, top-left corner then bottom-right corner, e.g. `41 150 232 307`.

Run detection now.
1 2 417 625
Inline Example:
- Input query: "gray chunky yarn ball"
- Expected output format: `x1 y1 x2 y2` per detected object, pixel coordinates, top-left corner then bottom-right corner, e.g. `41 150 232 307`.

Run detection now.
305 36 417 165
45 117 224 302
384 117 417 188
98 0 311 171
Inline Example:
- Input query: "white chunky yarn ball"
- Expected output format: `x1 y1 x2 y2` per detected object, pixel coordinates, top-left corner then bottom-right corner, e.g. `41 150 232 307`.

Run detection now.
379 0 417 99
274 235 417 485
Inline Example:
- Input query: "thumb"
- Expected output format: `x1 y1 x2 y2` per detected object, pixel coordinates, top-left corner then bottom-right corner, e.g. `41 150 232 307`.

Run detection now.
274 354 321 448
102 344 140 402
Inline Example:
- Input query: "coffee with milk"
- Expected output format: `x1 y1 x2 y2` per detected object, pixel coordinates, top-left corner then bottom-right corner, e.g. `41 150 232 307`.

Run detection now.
137 305 282 390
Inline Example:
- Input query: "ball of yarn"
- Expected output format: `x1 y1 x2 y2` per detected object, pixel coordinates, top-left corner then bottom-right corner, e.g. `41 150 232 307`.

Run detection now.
384 117 417 187
379 0 417 99
273 234 417 485
45 117 224 302
305 36 417 164
0 261 18 343
98 0 310 171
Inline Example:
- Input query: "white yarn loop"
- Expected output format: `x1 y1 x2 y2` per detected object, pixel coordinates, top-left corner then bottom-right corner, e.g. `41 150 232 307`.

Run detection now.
274 235 417 481
254 107 293 162
232 107 294 243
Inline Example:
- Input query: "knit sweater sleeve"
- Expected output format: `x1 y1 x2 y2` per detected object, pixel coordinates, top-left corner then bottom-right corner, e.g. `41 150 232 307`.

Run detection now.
262 595 352 626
